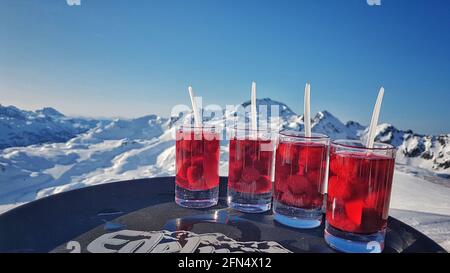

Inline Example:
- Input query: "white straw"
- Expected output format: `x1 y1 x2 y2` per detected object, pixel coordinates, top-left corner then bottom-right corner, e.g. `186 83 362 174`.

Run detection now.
304 83 312 138
366 87 385 148
188 85 202 128
251 81 258 138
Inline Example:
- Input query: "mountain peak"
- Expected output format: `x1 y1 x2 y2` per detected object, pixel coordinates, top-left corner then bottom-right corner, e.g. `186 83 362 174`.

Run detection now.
239 97 296 117
313 110 341 123
314 110 335 120
0 104 28 119
36 107 65 118
345 120 364 127
310 110 359 140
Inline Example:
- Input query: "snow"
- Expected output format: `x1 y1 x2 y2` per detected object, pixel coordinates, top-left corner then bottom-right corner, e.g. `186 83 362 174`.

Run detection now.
388 172 450 252
0 104 101 149
0 99 449 251
390 171 450 216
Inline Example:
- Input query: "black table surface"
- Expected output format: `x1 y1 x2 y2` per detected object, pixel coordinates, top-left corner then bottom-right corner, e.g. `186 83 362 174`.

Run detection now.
0 177 446 253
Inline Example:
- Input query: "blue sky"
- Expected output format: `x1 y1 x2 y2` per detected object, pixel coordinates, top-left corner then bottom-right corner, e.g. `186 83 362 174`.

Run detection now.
0 0 449 134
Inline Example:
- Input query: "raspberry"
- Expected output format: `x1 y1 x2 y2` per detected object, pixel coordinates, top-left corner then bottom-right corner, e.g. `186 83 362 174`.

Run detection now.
229 167 242 183
306 169 321 185
274 177 289 193
241 167 260 183
187 165 203 188
253 160 268 173
299 145 324 170
256 175 272 193
287 174 310 195
280 190 297 206
234 181 256 193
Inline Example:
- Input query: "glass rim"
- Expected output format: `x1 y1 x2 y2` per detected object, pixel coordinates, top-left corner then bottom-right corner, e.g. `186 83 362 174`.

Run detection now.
177 124 219 130
229 127 274 133
279 130 329 140
332 139 396 151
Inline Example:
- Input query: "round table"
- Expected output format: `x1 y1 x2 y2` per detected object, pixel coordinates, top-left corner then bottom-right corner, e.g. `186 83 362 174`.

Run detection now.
0 177 445 253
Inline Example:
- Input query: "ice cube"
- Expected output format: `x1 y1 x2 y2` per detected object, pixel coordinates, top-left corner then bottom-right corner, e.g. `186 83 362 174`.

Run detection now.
327 176 353 200
345 199 364 226
361 208 384 233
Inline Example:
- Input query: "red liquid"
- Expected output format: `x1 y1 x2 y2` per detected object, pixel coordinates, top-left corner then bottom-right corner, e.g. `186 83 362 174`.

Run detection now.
274 142 327 209
326 150 395 234
228 139 274 194
175 130 220 191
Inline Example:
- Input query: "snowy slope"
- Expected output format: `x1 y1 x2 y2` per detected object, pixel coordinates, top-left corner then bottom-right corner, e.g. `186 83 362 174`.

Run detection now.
390 171 450 250
0 114 171 204
0 104 102 149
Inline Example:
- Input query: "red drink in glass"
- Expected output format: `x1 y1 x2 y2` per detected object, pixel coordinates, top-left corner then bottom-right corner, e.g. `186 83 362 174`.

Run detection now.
175 125 220 208
228 129 275 213
274 131 329 228
325 140 396 253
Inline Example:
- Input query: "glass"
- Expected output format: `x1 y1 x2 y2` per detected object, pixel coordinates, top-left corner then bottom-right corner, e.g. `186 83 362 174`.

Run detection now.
325 139 396 253
175 125 220 208
274 131 329 228
227 128 275 213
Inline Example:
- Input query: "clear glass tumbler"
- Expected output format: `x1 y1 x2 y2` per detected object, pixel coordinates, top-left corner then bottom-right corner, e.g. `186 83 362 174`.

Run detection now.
175 125 220 208
227 128 275 213
274 131 330 228
325 140 396 253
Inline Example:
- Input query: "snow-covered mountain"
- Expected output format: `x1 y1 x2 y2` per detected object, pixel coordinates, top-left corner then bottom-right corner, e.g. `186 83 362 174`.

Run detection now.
0 104 102 149
359 124 450 175
0 114 172 201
